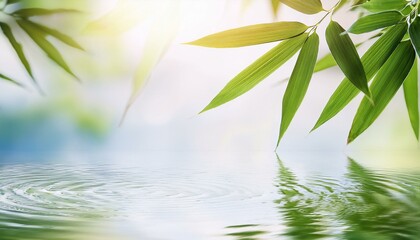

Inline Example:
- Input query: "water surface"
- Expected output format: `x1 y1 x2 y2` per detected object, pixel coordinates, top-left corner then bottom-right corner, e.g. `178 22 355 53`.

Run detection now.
0 152 419 239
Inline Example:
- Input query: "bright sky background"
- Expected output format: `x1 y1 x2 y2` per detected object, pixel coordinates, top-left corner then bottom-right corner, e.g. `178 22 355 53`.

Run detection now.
0 0 419 154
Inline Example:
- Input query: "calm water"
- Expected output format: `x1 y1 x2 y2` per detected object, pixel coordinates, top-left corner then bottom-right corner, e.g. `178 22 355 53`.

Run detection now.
0 152 419 240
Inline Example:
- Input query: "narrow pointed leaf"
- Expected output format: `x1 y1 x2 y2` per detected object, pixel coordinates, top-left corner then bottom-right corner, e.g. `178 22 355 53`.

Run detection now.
128 19 178 106
403 59 419 140
17 19 78 79
278 33 319 145
271 0 281 17
326 21 370 97
187 22 308 48
313 53 336 72
23 20 84 50
12 8 81 17
348 11 403 34
361 0 407 12
353 0 369 5
0 73 24 87
202 34 308 112
313 43 364 73
280 0 324 14
348 41 415 143
313 23 408 131
123 0 181 120
0 23 34 79
277 51 336 85
409 17 420 58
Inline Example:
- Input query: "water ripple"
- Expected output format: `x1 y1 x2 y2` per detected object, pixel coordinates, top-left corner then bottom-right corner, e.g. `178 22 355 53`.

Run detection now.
1 159 420 240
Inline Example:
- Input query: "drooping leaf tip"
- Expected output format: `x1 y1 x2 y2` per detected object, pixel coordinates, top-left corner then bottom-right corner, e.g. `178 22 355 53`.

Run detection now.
183 40 203 47
311 120 323 133
198 105 212 114
309 126 318 133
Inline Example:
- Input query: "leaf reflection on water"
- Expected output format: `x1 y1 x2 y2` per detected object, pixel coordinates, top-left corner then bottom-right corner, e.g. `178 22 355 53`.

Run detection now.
225 156 420 240
0 156 419 240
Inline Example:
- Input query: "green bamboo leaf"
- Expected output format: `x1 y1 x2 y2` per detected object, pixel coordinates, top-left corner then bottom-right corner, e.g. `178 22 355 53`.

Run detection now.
201 33 308 113
313 23 407 131
0 23 34 79
277 52 335 85
326 21 370 97
409 17 420 58
280 0 324 14
352 0 366 5
17 19 78 79
313 53 336 72
403 59 419 140
187 22 308 48
0 73 24 87
348 41 415 143
23 20 84 50
5 0 19 4
348 11 403 34
122 0 181 123
271 0 281 17
12 8 81 17
311 43 364 73
361 0 407 12
277 33 319 145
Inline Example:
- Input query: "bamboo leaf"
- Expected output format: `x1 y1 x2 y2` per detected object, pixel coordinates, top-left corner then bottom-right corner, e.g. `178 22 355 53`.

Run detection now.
187 22 308 48
17 19 78 79
348 11 403 34
0 73 24 87
278 33 319 145
0 23 34 79
12 8 81 17
353 0 368 4
304 43 367 74
279 43 362 84
122 0 181 122
409 17 420 58
348 41 415 143
201 33 308 113
360 0 407 12
280 0 324 14
313 23 407 131
313 53 336 73
23 20 84 50
326 21 370 97
5 0 19 4
403 59 419 140
277 52 336 85
313 43 366 73
271 0 281 17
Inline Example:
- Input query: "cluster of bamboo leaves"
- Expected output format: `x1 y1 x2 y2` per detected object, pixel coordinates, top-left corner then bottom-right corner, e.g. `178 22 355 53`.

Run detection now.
0 0 82 91
189 0 420 145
